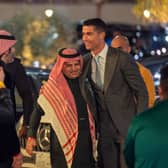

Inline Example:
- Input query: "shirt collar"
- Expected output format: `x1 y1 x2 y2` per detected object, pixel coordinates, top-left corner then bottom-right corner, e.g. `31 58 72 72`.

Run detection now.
98 43 108 59
91 43 108 59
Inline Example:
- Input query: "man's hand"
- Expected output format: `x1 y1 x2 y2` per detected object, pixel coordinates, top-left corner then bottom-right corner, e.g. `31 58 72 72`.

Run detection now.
18 125 29 138
12 153 23 168
0 66 5 82
26 137 36 155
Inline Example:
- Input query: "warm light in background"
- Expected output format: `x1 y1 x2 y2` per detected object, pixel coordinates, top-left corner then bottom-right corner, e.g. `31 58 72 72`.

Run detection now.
143 9 150 18
44 9 54 18
133 0 168 23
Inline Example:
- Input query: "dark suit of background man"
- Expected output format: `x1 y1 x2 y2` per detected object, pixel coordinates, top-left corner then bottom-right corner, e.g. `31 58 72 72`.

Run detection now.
81 18 148 168
0 30 34 137
0 65 23 168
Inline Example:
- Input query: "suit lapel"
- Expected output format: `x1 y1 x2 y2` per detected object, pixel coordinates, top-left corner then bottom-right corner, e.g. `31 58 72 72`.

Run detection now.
79 54 97 121
79 53 92 102
104 47 118 94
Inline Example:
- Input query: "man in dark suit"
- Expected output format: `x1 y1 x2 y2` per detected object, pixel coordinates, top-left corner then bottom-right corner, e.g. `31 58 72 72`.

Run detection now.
81 18 148 168
0 30 34 137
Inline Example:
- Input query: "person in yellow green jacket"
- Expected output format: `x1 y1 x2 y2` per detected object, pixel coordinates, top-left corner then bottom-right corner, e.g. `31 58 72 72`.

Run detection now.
124 64 168 168
111 35 155 108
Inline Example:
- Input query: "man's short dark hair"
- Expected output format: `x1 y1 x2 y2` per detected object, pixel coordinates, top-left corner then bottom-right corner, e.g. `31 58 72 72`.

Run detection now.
160 64 168 96
83 18 107 32
160 64 168 80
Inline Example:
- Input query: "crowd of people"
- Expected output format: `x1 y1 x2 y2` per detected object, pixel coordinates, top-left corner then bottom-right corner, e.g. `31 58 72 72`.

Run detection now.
0 18 167 168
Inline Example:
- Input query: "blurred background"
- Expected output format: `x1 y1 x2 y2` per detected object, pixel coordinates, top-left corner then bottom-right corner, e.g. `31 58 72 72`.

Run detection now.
1 1 167 167
0 0 167 68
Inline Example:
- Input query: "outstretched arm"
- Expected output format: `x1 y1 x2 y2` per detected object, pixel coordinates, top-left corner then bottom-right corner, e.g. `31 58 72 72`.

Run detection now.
26 104 44 155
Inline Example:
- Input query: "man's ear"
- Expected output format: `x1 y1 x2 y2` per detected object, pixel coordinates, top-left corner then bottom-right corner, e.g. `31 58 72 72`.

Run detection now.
158 85 163 99
100 31 106 40
128 46 131 54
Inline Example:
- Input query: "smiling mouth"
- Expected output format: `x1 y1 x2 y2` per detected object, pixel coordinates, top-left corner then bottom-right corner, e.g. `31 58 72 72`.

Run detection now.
71 71 80 75
71 72 78 74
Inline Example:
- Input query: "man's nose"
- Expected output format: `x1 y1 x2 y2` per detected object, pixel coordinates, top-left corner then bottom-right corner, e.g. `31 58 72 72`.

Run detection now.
72 65 76 71
82 34 87 41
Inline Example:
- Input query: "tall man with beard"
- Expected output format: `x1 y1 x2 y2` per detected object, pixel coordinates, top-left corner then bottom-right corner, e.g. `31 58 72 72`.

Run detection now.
81 18 148 168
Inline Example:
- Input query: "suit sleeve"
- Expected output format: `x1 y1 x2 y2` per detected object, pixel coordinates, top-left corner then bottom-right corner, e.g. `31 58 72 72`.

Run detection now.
120 52 148 113
15 61 34 126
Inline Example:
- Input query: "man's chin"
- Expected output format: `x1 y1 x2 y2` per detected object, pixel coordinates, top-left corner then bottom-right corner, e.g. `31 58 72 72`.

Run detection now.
69 73 80 79
84 45 90 50
69 76 78 79
85 47 90 50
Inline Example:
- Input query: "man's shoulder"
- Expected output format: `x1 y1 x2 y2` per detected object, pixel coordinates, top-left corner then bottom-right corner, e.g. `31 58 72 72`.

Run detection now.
108 46 129 58
13 58 25 70
83 52 92 64
136 100 167 119
132 100 168 129
14 58 21 64
83 52 91 58
5 58 22 73
7 58 22 67
7 58 26 76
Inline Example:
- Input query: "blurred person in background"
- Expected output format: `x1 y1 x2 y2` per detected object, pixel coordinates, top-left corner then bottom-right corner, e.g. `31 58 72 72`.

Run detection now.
0 65 22 168
26 48 97 168
0 30 34 137
111 35 155 108
124 64 168 168
82 18 148 168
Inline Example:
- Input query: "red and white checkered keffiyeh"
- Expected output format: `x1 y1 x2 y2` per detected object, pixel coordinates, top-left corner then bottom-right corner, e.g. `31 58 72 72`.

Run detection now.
0 30 16 55
38 48 96 168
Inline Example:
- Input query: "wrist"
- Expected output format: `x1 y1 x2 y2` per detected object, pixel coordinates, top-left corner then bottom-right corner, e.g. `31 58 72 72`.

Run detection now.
13 152 22 158
23 125 30 129
27 137 35 141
